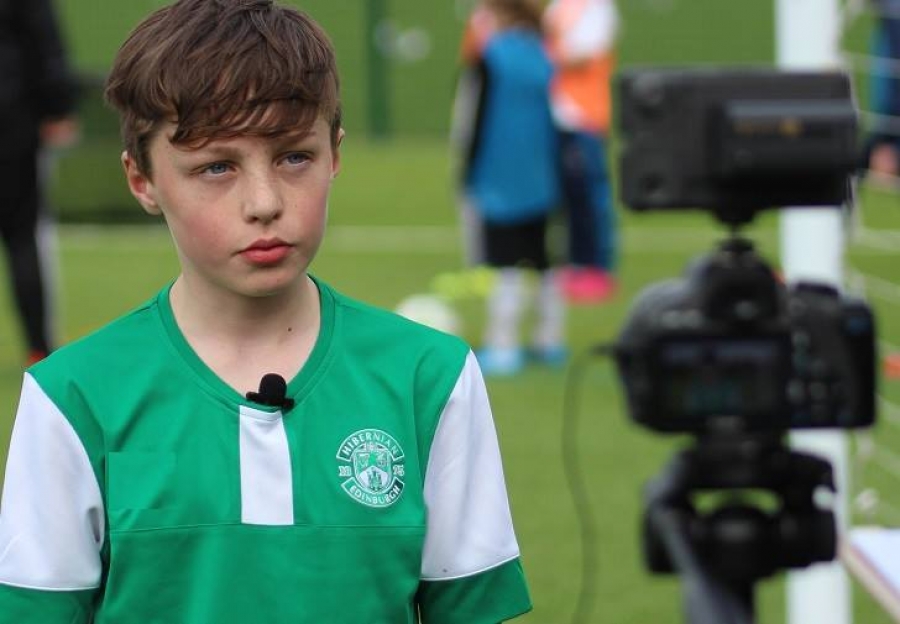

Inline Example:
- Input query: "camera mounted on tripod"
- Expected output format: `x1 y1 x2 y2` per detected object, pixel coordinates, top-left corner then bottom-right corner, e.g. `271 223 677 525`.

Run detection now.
609 67 878 624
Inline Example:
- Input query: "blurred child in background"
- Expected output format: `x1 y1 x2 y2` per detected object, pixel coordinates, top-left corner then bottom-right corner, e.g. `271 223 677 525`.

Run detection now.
543 0 620 303
454 0 565 376
864 0 900 178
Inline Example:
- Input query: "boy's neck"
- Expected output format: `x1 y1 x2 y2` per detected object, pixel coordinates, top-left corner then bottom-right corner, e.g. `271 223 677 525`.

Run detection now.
168 274 321 394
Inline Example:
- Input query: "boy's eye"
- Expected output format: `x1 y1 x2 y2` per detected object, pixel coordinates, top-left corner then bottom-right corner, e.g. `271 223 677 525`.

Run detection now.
203 162 230 176
284 152 310 166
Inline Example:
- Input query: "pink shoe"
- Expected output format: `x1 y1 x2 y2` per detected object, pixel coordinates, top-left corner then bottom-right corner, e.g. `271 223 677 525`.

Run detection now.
885 353 900 380
560 267 616 304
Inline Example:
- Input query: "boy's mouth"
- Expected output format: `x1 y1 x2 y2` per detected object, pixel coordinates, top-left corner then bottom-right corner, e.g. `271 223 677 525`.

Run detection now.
241 238 292 264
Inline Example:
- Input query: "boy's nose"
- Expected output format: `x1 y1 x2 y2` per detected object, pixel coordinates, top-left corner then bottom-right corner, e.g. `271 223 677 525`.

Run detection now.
242 172 283 222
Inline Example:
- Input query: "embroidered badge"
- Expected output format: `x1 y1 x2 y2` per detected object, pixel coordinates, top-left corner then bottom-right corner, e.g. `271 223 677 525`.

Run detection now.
336 429 406 508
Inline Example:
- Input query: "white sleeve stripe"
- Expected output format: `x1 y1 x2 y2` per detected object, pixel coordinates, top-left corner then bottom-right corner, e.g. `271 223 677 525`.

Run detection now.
420 350 520 580
0 577 99 593
0 374 105 590
420 552 520 583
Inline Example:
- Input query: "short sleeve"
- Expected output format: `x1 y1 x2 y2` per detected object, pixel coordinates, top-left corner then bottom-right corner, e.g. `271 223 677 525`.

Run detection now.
0 374 104 623
418 351 531 623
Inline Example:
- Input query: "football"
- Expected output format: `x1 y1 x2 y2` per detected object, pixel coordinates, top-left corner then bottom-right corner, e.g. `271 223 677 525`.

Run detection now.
394 294 462 335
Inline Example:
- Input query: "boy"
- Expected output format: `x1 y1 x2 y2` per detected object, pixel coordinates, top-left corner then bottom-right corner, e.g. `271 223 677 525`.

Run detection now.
0 1 532 622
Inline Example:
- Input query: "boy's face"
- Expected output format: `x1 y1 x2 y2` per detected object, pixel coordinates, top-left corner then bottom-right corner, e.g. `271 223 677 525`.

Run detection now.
123 116 341 300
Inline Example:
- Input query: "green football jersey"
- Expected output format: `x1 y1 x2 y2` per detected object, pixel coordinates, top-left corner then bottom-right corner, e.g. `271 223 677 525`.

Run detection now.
0 278 531 623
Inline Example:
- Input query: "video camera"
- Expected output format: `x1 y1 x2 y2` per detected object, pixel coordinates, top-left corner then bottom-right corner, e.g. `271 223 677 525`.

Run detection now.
607 67 878 624
613 67 875 436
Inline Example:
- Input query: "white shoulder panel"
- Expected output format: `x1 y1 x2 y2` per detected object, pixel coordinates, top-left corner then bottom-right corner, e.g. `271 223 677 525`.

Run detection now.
421 351 520 580
0 374 104 590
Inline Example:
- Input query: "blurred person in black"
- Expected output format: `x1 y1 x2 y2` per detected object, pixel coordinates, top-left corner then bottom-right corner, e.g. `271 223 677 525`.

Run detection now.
0 0 79 364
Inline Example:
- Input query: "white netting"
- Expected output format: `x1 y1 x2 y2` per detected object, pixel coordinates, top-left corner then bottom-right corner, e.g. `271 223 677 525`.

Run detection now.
840 0 900 528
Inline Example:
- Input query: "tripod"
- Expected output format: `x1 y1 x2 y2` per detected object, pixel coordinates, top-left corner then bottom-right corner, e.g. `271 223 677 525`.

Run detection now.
642 431 837 624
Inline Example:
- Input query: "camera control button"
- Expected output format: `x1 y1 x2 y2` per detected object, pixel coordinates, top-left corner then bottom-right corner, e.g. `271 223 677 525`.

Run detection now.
829 382 845 399
809 382 829 402
792 331 812 349
787 379 806 404
811 405 832 425
810 359 829 379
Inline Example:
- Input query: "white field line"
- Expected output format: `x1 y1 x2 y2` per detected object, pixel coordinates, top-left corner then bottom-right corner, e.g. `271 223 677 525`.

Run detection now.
848 269 900 304
872 444 900 483
879 396 900 430
57 222 898 256
851 226 900 252
58 223 764 254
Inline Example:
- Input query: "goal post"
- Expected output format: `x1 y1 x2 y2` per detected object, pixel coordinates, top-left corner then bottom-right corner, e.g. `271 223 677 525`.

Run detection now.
775 2 852 624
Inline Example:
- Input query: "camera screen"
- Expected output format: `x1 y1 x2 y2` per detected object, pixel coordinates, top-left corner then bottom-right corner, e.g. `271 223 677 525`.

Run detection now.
655 336 789 427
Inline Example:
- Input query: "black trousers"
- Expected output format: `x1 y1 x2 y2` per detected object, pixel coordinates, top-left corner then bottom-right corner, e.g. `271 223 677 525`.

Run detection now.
0 151 52 354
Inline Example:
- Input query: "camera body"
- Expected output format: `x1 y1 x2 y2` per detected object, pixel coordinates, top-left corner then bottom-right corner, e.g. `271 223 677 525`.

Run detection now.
612 67 876 436
606 67 876 618
613 237 876 433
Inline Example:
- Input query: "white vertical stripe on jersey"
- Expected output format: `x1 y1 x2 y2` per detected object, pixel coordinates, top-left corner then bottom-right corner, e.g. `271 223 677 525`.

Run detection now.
0 374 104 590
238 406 294 525
420 350 521 580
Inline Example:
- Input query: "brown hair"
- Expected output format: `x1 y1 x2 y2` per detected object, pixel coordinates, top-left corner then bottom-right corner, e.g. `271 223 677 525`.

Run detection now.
483 0 544 31
105 0 342 176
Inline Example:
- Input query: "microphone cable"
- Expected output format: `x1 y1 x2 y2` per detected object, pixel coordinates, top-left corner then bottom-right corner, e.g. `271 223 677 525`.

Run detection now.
561 343 615 624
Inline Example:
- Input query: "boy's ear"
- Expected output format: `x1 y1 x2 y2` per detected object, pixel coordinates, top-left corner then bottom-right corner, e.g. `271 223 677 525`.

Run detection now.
331 129 345 180
122 151 162 216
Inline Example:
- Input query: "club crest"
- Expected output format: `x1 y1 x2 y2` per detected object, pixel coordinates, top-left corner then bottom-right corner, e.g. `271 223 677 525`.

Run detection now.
336 429 406 508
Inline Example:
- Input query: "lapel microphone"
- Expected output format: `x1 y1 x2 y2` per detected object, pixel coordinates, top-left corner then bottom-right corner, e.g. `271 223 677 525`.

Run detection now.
246 373 295 410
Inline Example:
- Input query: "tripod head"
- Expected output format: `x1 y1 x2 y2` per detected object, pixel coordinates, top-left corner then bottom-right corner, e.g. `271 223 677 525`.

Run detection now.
643 432 837 624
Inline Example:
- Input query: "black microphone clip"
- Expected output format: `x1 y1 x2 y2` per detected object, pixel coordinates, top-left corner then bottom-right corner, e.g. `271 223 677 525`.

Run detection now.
246 373 295 410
